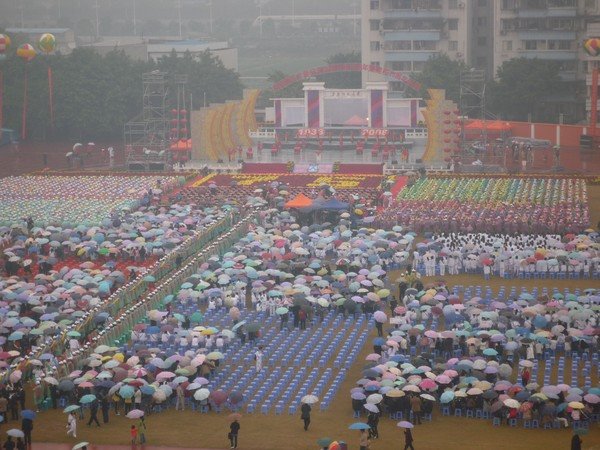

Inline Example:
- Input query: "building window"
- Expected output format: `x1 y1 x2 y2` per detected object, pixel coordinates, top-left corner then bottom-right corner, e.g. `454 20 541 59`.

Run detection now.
501 40 513 51
477 37 487 46
448 40 458 51
412 61 426 71
413 40 436 50
448 0 459 8
370 20 380 31
448 19 458 31
477 17 487 27
371 61 381 67
370 0 380 10
501 0 517 9
387 61 412 71
370 41 381 51
476 56 487 67
524 40 537 50
548 40 571 50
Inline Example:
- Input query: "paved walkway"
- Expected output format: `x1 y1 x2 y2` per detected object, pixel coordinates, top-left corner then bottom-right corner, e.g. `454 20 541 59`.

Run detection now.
34 444 224 450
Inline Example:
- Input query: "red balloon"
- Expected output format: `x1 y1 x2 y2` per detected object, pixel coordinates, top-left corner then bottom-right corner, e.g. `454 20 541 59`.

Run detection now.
171 109 178 115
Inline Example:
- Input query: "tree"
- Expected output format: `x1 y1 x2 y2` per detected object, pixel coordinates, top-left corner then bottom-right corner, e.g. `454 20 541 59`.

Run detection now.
489 58 563 122
257 70 304 108
412 54 467 103
2 46 243 140
318 51 361 89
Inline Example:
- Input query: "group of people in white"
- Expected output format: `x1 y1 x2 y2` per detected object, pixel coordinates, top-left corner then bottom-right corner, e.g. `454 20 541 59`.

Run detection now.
413 232 598 279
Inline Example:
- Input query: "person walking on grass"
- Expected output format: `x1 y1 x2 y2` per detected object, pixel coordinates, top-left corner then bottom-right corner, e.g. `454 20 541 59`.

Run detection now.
301 402 311 431
229 419 240 449
404 428 415 450
138 417 147 445
66 412 77 438
130 424 138 445
359 429 371 450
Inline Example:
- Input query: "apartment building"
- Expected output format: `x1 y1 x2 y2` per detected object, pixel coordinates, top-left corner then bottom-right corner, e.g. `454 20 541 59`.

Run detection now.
361 0 495 93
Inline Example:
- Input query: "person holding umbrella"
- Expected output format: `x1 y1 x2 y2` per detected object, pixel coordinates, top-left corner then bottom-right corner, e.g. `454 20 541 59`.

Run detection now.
66 412 77 438
403 428 414 450
228 418 240 449
301 402 311 431
138 417 147 445
366 411 379 439
20 412 33 450
87 401 100 427
571 432 583 450
3 436 15 450
359 429 370 450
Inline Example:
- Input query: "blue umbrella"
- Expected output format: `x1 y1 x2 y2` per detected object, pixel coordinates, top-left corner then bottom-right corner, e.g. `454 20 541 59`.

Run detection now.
440 391 455 404
146 326 160 334
373 338 385 346
20 410 35 420
80 394 96 404
348 422 371 430
140 385 155 395
119 385 135 399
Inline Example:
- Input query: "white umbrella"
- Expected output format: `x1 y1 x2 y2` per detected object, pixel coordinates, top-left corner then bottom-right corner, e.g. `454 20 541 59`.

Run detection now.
364 403 379 413
72 442 89 450
194 388 210 401
301 395 319 405
366 393 383 404
7 430 24 438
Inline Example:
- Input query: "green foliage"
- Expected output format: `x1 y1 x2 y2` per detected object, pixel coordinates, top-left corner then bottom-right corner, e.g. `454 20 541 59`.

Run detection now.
1 47 242 140
257 70 304 108
318 51 361 89
488 58 563 122
412 54 467 103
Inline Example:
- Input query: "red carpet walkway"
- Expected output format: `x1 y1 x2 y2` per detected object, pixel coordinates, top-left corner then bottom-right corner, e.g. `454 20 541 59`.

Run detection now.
389 176 409 197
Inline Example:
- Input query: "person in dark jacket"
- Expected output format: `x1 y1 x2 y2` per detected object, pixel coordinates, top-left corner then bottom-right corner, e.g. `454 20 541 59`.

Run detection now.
571 433 582 450
87 401 101 427
21 417 33 449
3 437 15 450
229 419 240 449
404 428 414 450
301 402 311 431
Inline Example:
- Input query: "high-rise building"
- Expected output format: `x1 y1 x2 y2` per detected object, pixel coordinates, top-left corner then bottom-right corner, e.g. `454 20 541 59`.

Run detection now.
361 0 494 94
494 0 600 122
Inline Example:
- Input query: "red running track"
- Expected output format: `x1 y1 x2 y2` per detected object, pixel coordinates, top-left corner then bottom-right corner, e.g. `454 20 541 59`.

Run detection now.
33 444 222 450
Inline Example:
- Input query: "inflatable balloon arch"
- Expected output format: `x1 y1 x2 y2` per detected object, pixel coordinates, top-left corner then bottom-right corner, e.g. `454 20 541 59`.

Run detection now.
0 32 57 140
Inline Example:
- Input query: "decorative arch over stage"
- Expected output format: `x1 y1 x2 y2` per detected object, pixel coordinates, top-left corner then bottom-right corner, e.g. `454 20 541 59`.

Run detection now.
272 64 421 92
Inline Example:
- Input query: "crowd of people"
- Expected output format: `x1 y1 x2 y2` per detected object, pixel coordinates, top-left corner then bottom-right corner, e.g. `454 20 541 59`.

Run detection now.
0 170 596 450
412 232 599 279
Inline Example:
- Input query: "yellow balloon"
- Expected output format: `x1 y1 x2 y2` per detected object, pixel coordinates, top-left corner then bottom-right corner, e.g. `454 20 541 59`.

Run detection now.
38 33 56 54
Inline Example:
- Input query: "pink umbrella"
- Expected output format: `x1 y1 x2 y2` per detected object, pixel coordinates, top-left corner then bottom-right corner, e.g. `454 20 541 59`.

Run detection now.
156 371 176 380
373 311 387 323
366 353 382 361
435 375 451 384
210 390 227 406
443 369 458 378
419 379 436 390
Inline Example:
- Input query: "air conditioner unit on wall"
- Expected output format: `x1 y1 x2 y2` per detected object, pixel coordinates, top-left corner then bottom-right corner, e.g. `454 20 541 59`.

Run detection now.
459 2 465 8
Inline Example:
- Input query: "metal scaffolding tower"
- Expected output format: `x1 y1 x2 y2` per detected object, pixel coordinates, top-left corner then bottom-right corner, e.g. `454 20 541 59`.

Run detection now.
124 70 171 171
460 69 487 148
